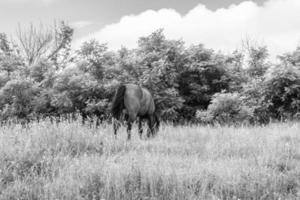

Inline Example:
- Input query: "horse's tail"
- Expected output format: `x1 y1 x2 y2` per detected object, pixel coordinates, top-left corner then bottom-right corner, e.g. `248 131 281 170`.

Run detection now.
111 84 126 119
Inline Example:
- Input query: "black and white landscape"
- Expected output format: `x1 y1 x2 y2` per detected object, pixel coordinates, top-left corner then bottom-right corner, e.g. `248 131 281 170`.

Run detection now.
0 0 300 199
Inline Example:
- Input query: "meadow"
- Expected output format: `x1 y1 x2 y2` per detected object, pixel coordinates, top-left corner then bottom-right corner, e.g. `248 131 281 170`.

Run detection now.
0 120 299 200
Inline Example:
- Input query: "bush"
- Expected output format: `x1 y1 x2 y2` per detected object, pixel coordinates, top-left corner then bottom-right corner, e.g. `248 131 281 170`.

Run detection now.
263 64 300 120
241 78 270 124
196 92 253 125
0 78 39 120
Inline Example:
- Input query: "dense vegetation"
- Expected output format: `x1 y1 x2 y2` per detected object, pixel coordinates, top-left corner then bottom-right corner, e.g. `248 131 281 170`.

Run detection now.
1 22 300 124
0 120 299 199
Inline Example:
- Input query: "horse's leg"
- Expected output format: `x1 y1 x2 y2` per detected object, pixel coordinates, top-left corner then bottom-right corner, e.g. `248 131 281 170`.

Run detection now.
126 112 137 140
148 115 156 137
127 120 132 140
147 115 154 138
138 117 143 138
113 119 120 138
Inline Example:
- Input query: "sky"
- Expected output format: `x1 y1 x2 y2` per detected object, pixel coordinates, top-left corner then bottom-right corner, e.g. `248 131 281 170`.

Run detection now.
1 0 300 59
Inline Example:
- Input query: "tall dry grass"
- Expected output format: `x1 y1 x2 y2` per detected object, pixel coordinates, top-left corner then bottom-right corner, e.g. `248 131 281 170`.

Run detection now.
0 120 299 199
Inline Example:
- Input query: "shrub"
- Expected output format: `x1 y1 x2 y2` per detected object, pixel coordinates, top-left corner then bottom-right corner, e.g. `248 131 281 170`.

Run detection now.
0 78 39 120
263 64 300 120
196 92 253 125
241 78 270 124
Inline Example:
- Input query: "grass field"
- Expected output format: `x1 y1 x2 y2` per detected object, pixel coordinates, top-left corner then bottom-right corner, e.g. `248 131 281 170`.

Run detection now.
0 120 299 200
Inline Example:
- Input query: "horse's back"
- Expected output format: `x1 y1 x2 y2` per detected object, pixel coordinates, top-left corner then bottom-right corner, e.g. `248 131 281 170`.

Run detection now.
125 84 143 98
123 84 142 118
139 88 155 116
124 84 155 117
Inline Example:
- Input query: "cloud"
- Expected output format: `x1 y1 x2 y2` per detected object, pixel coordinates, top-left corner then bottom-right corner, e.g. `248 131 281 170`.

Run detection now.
70 21 94 29
76 0 300 59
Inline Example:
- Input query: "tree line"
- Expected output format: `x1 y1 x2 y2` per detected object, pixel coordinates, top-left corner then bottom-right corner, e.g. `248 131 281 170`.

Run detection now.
0 22 300 125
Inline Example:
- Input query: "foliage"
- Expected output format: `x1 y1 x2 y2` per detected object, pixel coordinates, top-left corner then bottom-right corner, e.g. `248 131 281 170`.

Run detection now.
246 46 269 78
0 78 39 120
137 29 185 121
178 45 231 121
77 40 115 80
196 92 253 125
0 33 24 77
1 25 300 124
241 78 270 124
263 64 300 120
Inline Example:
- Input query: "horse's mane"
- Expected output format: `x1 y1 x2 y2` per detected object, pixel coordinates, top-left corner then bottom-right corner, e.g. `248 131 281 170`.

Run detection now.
111 84 126 119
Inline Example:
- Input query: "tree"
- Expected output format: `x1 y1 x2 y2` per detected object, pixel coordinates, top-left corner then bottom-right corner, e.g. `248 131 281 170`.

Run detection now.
50 66 94 114
77 40 116 81
263 63 300 120
223 50 247 92
0 33 24 77
178 45 230 120
278 47 300 67
137 30 185 121
114 47 141 83
16 21 73 67
29 60 55 83
242 38 269 78
0 78 39 120
241 78 269 124
0 33 12 54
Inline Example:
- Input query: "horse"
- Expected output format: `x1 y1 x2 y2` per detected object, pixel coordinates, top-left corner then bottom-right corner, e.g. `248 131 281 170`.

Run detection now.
111 84 160 140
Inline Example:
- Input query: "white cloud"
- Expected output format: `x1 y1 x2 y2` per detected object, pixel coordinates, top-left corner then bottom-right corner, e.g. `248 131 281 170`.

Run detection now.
76 0 300 59
70 21 94 29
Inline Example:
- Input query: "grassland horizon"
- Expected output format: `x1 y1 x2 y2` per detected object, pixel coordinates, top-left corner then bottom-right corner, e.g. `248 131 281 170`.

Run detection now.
0 120 299 200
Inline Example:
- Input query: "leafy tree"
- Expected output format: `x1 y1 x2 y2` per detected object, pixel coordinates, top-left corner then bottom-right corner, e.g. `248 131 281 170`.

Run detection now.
263 64 300 120
242 39 269 78
0 33 12 54
278 47 300 66
178 45 230 120
77 40 115 81
29 60 55 82
223 50 247 92
50 65 94 113
0 33 24 77
241 78 269 124
0 54 23 77
247 46 269 78
0 78 38 120
49 21 74 68
114 47 141 83
137 30 185 121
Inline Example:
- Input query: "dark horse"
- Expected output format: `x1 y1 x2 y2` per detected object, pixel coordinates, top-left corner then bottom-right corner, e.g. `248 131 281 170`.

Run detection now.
111 84 160 140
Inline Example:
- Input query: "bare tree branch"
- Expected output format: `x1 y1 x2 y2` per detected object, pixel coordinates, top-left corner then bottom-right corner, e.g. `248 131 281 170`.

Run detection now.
15 21 73 66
